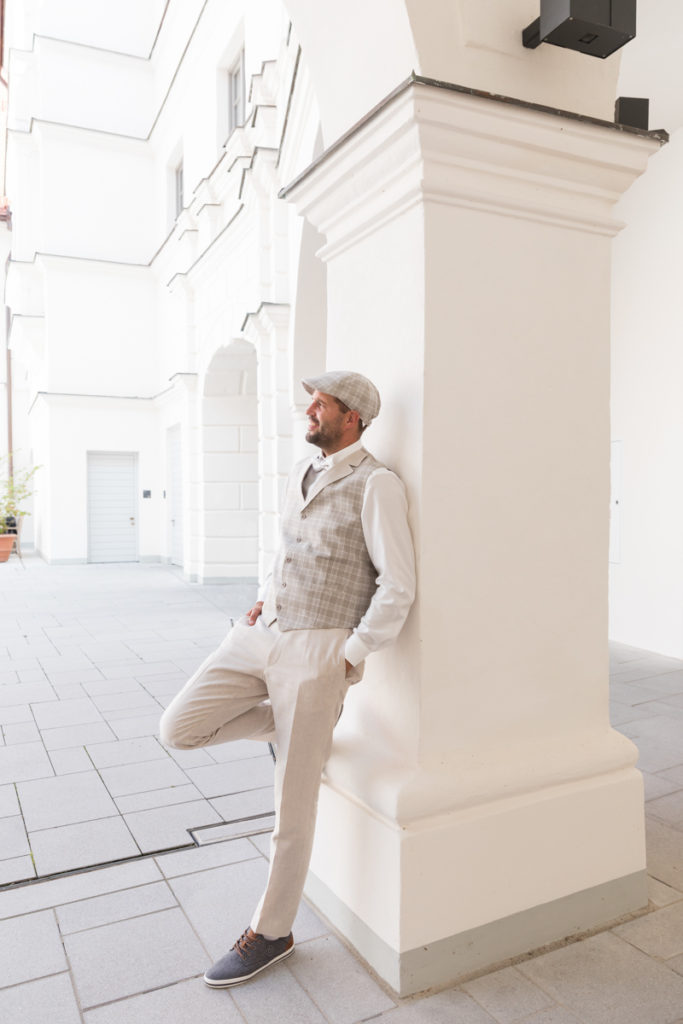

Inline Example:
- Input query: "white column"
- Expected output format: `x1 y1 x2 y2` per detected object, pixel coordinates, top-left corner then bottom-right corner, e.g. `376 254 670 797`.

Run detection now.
282 80 665 995
243 302 291 583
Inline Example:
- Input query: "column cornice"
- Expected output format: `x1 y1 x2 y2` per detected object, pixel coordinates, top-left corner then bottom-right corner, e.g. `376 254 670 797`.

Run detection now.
281 75 668 260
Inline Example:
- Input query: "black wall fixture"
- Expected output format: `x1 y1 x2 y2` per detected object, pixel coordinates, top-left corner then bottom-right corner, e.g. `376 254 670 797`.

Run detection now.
523 0 636 58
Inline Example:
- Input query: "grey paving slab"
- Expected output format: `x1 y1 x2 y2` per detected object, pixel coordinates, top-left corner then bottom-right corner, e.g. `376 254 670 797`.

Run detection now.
186 756 274 799
618 716 683 773
56 880 177 934
231 961 327 1023
647 817 683 891
83 677 146 696
613 899 683 959
642 770 681 802
37 654 96 672
163 744 215 768
647 789 683 830
82 976 243 1024
102 661 181 680
41 722 117 750
64 907 208 1008
648 875 683 907
515 1009 583 1024
659 763 683 786
91 690 159 713
29 815 140 876
517 932 683 1024
43 669 105 686
249 832 271 857
105 700 165 724
0 683 54 707
168 857 271 958
0 859 162 920
77 641 141 662
461 966 555 1023
115 783 203 813
18 771 118 831
86 736 167 768
49 683 87 701
155 836 260 878
0 814 30 858
3 721 41 744
99 757 189 797
287 935 396 1024
210 785 275 821
0 705 32 725
16 668 50 684
49 747 94 774
0 782 19 816
0 854 35 884
122 799 220 852
32 697 104 729
107 714 164 739
0 908 68 987
206 737 269 763
375 990 497 1023
0 741 55 783
0 973 82 1024
611 680 667 706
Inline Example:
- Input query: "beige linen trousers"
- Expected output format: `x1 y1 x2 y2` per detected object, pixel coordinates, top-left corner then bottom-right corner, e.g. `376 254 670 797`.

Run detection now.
159 615 356 939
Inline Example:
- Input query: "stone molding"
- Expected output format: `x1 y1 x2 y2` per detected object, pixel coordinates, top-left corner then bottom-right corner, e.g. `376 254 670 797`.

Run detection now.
282 77 666 261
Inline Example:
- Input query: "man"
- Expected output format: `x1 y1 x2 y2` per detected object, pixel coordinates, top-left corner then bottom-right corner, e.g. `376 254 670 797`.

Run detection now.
160 370 415 987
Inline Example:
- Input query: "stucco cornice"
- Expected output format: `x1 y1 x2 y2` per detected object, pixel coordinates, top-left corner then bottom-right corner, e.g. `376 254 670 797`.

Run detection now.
280 73 669 202
281 74 668 261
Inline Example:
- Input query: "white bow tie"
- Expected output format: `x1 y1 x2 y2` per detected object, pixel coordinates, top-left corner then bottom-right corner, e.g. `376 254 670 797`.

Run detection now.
311 456 330 473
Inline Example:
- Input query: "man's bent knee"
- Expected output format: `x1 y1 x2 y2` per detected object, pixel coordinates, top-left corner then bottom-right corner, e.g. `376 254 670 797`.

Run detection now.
158 708 197 750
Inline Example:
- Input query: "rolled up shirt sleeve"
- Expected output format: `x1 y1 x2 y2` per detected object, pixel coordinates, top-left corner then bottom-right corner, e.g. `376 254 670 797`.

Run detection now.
344 468 416 666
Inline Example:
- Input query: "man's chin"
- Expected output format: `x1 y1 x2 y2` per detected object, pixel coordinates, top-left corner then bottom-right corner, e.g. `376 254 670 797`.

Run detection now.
305 430 323 448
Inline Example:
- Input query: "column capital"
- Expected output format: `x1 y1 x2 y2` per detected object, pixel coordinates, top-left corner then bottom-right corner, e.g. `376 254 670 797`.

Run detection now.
282 76 667 260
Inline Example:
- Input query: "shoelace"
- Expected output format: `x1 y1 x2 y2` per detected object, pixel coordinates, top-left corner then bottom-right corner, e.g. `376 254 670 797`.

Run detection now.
233 929 259 961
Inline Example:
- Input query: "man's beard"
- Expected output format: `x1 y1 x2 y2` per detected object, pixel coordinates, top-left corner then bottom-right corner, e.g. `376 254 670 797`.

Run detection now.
306 421 341 450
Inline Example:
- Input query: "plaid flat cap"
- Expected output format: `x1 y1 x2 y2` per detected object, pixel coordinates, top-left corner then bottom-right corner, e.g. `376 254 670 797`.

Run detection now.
302 371 381 426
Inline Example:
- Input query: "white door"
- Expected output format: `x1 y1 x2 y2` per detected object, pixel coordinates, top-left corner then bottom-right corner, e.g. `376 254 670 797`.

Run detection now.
87 452 139 563
167 425 183 567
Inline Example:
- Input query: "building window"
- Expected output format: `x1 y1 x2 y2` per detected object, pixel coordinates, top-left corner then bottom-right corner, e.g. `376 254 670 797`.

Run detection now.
229 50 245 134
174 161 184 218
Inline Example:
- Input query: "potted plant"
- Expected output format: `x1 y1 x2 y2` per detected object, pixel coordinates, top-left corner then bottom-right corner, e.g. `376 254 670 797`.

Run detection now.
0 456 40 562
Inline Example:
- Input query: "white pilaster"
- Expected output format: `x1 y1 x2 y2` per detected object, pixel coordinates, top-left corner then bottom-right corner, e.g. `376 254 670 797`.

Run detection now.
282 79 666 995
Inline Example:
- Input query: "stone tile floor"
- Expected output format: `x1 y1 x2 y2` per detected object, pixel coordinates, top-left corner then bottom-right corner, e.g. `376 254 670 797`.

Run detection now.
0 557 682 1023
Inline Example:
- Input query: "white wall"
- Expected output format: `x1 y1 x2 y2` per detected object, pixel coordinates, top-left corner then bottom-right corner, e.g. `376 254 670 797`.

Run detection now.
609 130 683 655
609 5 683 655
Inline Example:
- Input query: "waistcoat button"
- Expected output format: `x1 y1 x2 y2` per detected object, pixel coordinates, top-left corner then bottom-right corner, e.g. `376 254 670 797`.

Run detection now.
281 582 286 588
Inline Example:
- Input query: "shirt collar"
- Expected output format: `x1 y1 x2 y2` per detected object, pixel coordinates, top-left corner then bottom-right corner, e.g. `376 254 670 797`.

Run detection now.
311 438 365 472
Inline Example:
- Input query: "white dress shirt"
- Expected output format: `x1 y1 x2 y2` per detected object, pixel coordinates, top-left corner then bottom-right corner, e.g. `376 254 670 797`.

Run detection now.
259 439 416 666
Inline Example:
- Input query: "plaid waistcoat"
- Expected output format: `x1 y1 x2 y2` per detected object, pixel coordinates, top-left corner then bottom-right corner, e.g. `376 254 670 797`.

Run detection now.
263 449 384 630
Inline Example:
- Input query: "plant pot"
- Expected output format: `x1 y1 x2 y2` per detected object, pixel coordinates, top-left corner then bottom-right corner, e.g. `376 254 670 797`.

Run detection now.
0 535 14 562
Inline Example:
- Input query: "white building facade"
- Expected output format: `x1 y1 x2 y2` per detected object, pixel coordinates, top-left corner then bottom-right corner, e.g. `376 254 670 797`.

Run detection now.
4 0 682 998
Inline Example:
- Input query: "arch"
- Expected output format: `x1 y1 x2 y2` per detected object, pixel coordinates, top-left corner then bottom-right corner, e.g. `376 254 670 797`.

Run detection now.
200 340 259 582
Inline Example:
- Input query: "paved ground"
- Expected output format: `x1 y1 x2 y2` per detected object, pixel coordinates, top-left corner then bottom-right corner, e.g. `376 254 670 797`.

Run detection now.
1 558 683 1023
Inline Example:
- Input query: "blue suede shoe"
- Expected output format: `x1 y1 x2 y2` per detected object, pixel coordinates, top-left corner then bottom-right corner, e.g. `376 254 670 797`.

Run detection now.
203 928 294 987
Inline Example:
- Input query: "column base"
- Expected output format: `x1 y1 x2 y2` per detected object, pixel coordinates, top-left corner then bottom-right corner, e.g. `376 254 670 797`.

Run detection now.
306 867 648 997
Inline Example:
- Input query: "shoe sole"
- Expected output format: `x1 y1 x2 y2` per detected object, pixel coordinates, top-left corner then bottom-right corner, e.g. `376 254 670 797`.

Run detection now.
203 943 295 988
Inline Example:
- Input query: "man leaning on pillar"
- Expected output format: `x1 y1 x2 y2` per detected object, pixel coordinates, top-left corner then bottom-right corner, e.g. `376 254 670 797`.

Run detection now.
160 370 416 987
